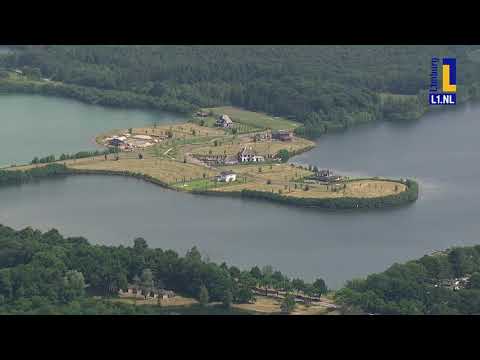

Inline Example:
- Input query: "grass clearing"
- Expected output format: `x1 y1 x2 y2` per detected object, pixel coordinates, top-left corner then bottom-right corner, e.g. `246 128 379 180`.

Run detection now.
205 106 301 130
191 136 314 158
110 295 198 307
66 154 218 185
231 296 332 315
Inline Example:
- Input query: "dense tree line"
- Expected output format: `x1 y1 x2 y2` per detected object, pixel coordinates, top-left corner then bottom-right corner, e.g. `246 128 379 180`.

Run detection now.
31 148 118 165
336 246 480 314
0 77 195 114
0 224 327 314
3 46 480 137
0 164 70 186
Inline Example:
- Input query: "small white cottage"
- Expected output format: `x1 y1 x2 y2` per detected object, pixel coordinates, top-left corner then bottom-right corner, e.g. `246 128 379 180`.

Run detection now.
216 171 237 182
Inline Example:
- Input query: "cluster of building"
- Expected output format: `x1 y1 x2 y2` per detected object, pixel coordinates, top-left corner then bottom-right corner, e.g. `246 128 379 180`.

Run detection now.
253 130 293 142
435 276 471 291
238 146 265 163
312 169 341 182
104 132 163 151
118 285 176 300
193 146 277 167
192 154 238 167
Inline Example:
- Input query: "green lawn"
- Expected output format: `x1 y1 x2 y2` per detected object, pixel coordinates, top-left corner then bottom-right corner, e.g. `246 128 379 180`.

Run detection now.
204 106 301 131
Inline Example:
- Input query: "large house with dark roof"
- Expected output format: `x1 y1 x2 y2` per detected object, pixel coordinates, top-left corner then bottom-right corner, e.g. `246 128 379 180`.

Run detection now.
216 114 234 128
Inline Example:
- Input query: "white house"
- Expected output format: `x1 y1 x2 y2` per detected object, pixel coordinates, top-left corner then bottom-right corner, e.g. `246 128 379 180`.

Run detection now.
216 114 233 128
216 171 237 182
238 147 265 163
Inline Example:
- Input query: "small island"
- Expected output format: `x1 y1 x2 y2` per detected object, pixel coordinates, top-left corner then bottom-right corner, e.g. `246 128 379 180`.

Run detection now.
2 107 418 210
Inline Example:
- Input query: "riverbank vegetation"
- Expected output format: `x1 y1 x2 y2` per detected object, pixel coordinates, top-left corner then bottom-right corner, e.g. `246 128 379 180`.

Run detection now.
31 148 119 165
0 224 329 315
3 46 480 139
336 245 480 314
0 71 194 113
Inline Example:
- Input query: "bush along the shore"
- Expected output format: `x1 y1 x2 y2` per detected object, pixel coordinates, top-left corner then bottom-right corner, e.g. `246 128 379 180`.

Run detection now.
0 165 173 192
0 78 196 114
31 148 119 165
197 179 419 210
0 163 71 186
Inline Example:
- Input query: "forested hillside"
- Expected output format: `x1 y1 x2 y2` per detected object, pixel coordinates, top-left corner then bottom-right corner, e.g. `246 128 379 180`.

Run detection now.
0 222 327 314
336 246 480 315
3 45 480 137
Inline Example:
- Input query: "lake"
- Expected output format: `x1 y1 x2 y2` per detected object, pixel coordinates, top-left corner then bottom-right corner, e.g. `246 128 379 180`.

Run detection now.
0 94 183 167
0 46 13 55
1 95 480 288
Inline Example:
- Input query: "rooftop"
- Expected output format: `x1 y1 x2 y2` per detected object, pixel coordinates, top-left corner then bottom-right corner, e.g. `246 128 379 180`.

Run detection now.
220 170 235 176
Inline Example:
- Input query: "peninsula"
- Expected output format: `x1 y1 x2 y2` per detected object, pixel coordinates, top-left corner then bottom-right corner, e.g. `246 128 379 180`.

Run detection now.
3 107 418 210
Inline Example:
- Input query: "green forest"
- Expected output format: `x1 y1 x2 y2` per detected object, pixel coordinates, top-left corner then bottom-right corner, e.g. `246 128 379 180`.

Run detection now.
336 246 480 314
0 220 327 315
3 45 480 138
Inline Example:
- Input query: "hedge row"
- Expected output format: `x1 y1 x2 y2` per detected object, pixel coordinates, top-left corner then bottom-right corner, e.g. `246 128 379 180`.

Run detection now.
0 163 71 186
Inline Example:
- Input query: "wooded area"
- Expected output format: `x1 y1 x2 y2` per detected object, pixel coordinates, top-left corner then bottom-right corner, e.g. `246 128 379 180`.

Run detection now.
0 217 327 314
3 45 480 138
336 246 480 314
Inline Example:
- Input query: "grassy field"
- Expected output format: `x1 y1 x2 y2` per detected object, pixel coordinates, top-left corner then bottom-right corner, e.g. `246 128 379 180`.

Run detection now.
65 154 218 185
191 135 314 158
98 123 225 144
112 295 198 307
210 163 406 199
112 294 334 315
205 106 301 130
231 295 333 315
212 178 406 199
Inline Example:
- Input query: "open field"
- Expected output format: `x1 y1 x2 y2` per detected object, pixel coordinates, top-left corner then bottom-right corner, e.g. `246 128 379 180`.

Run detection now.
66 155 218 184
205 106 301 130
110 294 334 315
191 135 314 157
97 122 225 144
110 295 198 307
221 163 312 183
231 295 334 315
211 176 406 199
